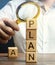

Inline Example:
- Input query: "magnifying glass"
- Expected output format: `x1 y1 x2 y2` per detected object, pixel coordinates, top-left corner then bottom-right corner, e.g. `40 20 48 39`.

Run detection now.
16 1 40 24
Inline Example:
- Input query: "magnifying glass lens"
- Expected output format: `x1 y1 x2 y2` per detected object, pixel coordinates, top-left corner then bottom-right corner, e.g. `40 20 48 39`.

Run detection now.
16 2 40 24
18 4 38 20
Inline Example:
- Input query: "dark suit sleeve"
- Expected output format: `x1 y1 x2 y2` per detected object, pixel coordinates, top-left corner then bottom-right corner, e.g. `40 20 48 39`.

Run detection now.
0 37 15 53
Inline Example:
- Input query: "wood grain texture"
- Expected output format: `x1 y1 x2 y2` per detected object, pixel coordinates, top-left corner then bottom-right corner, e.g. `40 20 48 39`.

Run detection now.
26 40 36 52
26 29 36 40
26 52 37 63
8 47 18 58
26 19 37 29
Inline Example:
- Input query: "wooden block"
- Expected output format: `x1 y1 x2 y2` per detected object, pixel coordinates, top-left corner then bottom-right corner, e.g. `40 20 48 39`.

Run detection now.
26 52 37 62
8 47 18 58
26 19 37 29
26 29 36 40
26 40 36 52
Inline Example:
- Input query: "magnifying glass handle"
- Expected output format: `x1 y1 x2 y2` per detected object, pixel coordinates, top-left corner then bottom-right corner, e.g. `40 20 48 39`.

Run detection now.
16 19 26 24
16 18 37 25
16 19 21 24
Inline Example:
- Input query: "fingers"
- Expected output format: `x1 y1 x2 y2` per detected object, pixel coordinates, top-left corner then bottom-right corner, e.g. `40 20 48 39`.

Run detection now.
0 29 10 40
0 21 15 36
2 18 19 31
1 25 15 36
0 18 19 44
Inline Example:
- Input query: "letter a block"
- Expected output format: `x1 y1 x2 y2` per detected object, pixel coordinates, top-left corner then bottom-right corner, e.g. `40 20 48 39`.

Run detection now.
26 40 36 52
26 52 37 62
8 47 18 58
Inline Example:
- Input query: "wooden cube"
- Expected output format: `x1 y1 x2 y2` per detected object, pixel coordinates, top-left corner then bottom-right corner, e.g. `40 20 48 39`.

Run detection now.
26 40 36 52
26 29 36 40
26 52 37 62
8 47 18 58
26 19 37 29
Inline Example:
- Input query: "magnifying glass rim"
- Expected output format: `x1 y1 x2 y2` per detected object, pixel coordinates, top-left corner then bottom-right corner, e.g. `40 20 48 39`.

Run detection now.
16 1 40 22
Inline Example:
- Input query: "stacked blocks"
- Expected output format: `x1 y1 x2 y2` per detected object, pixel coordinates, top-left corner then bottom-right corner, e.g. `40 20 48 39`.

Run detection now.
26 19 37 62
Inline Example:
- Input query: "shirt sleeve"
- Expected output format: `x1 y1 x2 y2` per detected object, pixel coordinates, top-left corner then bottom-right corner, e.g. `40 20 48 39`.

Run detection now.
0 0 26 20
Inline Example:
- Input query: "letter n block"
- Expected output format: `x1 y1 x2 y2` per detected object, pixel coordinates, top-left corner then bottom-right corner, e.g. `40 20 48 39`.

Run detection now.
8 47 18 58
26 52 37 62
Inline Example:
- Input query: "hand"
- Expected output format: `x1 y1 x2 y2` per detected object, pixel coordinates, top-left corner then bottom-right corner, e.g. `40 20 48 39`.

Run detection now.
0 18 19 44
